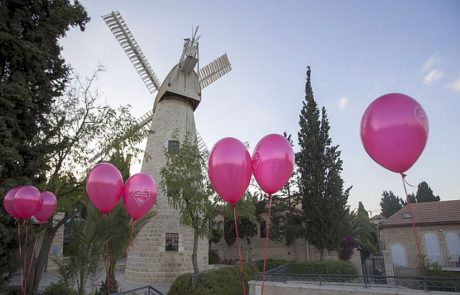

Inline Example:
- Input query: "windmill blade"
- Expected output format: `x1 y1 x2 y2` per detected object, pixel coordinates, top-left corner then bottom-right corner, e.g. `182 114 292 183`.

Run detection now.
196 132 209 155
102 11 161 95
199 54 231 89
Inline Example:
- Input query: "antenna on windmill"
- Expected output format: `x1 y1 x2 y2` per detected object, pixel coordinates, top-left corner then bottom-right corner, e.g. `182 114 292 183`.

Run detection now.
91 11 232 163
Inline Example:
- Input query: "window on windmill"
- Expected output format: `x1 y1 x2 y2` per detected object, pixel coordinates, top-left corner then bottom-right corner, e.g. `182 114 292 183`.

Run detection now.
165 233 179 251
168 140 180 154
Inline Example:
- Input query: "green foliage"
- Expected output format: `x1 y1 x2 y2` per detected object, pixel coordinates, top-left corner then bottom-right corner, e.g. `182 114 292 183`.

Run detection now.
255 259 289 271
209 250 220 264
95 274 118 295
161 134 215 273
352 202 378 259
168 264 257 295
222 194 258 248
296 66 351 259
415 181 440 203
380 190 404 218
0 0 89 285
43 281 77 295
286 260 358 276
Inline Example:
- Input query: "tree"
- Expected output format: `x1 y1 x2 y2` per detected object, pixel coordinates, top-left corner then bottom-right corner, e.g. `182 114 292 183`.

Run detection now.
380 191 404 218
0 0 89 287
297 66 351 260
264 132 303 247
352 202 378 260
25 68 149 294
161 135 215 274
415 181 440 203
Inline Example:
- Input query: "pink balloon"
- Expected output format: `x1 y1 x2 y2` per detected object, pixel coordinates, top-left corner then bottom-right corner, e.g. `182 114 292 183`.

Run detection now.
123 173 157 220
13 186 42 219
252 134 294 195
86 163 124 214
3 187 21 218
34 191 57 222
361 93 429 173
208 137 252 206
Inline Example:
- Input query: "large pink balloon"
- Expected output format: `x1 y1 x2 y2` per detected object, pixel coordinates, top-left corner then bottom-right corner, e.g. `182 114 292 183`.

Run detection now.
13 186 42 219
123 173 157 220
86 163 124 214
252 134 294 195
208 137 252 206
361 93 429 173
34 191 57 222
3 187 21 218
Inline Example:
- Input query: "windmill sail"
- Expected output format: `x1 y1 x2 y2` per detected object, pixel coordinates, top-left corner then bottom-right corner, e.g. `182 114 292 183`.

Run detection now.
199 54 231 89
102 11 161 94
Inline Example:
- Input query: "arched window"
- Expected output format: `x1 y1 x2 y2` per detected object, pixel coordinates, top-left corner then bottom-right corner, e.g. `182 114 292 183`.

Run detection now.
424 232 442 263
390 244 407 266
445 232 460 260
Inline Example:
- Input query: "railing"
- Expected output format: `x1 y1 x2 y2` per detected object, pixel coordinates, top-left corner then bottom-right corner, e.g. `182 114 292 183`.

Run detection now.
255 272 460 293
112 285 164 295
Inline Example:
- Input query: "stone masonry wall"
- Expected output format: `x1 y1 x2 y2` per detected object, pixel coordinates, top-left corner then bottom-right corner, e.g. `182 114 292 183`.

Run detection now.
125 96 209 283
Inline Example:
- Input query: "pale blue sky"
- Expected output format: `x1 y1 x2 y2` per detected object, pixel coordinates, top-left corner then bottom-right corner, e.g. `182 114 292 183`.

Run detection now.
61 0 460 214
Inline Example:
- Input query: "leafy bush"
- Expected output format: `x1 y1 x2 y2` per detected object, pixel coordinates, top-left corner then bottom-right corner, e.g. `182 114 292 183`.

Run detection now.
287 260 358 276
209 250 220 264
43 282 76 295
168 264 257 295
255 259 289 271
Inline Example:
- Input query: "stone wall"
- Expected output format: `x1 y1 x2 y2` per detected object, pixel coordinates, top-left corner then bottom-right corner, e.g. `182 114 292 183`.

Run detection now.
125 96 209 283
248 281 458 295
380 224 460 273
46 212 65 271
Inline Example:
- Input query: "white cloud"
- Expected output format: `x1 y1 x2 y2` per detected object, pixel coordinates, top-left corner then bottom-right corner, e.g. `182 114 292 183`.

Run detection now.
338 96 350 110
423 69 444 84
445 77 460 93
422 52 442 71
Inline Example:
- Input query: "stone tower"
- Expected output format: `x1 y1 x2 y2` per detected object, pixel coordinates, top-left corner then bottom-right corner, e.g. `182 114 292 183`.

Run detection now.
101 12 231 283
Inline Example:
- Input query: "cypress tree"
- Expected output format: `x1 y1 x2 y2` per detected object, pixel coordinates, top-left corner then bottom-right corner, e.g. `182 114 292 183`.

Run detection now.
297 66 351 260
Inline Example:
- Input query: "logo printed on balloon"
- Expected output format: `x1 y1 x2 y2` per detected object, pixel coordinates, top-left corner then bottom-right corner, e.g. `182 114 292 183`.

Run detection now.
133 191 150 206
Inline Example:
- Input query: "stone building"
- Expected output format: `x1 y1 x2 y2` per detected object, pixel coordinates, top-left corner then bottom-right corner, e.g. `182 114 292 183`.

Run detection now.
379 199 460 275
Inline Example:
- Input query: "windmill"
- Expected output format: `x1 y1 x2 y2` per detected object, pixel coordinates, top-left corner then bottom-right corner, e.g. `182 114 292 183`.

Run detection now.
101 11 231 283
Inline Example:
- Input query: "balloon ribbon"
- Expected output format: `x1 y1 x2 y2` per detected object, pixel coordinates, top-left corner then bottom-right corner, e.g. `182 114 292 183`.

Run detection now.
103 214 110 295
261 194 273 295
17 221 24 295
125 219 135 269
401 173 423 268
25 223 42 294
23 220 28 295
233 205 246 295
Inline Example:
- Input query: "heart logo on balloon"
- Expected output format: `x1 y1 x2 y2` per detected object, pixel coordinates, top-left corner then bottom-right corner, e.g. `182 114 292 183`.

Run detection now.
133 191 150 206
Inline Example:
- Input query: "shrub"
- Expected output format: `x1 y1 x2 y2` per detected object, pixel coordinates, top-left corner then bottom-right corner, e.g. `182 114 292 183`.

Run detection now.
43 282 76 295
255 259 289 271
287 260 358 276
168 264 257 295
209 250 220 264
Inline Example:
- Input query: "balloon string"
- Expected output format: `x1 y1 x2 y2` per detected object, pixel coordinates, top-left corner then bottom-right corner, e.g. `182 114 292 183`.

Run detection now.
401 173 423 268
261 194 273 295
17 221 24 295
23 220 28 295
125 219 135 270
26 224 41 289
401 173 415 188
233 205 246 295
103 214 110 295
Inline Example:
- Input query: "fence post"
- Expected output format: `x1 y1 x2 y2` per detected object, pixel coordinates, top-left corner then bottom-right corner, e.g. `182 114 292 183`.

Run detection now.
319 275 322 286
423 278 428 292
364 275 368 288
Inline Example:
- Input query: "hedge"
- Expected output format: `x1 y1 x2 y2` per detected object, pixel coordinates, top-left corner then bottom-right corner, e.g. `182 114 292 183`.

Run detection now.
168 264 257 295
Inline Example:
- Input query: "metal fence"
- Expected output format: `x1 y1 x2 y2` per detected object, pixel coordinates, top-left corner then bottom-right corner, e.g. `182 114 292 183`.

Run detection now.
112 285 164 295
255 263 460 293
